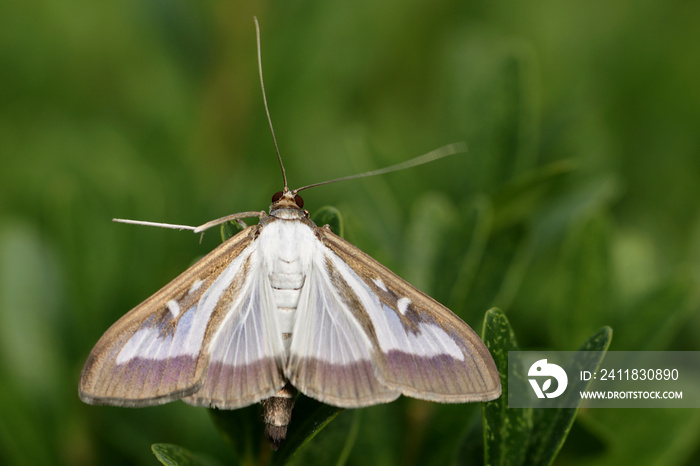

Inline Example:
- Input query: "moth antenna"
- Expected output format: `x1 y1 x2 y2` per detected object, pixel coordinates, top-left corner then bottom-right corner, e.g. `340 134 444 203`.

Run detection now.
254 17 288 191
113 211 265 234
192 211 266 233
112 218 198 231
294 142 468 193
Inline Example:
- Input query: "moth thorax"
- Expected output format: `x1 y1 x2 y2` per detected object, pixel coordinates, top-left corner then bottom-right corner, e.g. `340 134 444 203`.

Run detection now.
269 207 305 220
262 383 298 450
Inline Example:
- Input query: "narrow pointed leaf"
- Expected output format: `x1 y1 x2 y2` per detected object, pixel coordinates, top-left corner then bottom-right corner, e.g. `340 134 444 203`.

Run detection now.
271 395 343 465
525 327 612 466
208 405 262 465
482 308 533 466
312 206 343 236
152 443 219 466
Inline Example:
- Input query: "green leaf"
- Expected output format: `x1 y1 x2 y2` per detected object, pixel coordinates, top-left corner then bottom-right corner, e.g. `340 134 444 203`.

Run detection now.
444 196 493 312
208 405 263 465
613 273 698 350
491 159 578 232
570 408 700 466
525 327 612 466
461 221 532 319
220 220 246 242
284 409 367 466
439 34 540 192
312 206 344 237
152 443 219 466
481 312 613 466
403 192 456 292
271 395 343 465
482 308 533 466
550 214 614 348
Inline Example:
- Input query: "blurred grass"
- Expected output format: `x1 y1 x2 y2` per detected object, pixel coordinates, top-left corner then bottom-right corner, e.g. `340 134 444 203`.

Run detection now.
1 0 700 465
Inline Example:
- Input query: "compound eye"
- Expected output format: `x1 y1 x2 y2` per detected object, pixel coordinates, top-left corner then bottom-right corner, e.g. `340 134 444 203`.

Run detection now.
294 194 304 208
272 191 284 203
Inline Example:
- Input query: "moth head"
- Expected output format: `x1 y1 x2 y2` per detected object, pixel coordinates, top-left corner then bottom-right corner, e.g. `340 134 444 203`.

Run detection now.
271 190 304 209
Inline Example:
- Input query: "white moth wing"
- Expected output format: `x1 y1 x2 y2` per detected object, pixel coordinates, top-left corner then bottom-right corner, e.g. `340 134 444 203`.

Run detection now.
287 226 500 406
184 243 287 408
285 243 401 407
79 224 285 406
249 212 395 407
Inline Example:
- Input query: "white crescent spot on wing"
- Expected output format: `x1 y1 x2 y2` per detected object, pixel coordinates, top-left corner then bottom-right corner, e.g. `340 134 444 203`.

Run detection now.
188 279 204 295
396 297 411 315
167 299 181 318
373 278 388 292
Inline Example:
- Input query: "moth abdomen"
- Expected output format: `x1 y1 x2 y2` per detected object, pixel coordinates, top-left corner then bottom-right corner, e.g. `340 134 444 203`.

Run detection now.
261 383 298 450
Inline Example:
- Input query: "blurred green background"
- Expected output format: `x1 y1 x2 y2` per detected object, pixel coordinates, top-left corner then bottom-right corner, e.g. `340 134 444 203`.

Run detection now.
2 0 700 465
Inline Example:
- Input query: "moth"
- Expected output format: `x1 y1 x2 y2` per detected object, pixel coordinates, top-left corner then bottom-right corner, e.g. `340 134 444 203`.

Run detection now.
79 18 501 449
